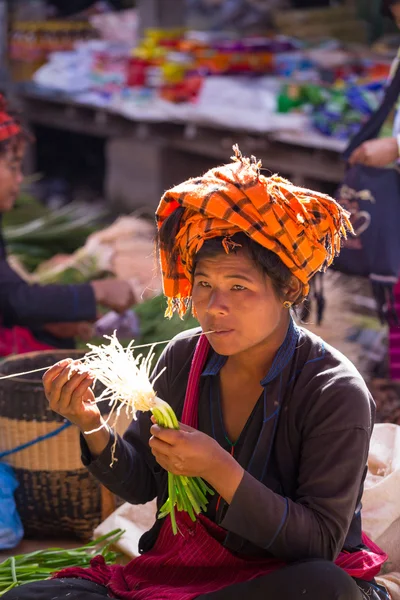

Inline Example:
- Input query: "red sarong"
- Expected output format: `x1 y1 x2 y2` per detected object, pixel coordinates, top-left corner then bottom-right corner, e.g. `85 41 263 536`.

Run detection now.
54 514 387 600
0 325 54 356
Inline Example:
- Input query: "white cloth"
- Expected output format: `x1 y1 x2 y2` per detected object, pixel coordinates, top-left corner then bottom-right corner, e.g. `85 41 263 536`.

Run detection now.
363 424 400 599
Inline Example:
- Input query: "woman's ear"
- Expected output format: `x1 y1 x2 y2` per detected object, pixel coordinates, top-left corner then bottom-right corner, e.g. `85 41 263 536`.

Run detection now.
283 276 303 305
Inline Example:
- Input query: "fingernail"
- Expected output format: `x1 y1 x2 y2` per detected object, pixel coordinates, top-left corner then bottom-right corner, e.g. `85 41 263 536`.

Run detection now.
59 359 72 366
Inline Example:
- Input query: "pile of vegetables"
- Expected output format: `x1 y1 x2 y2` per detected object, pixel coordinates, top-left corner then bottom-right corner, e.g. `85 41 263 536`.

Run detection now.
5 191 198 353
32 214 158 290
4 193 159 296
0 530 123 596
3 193 107 274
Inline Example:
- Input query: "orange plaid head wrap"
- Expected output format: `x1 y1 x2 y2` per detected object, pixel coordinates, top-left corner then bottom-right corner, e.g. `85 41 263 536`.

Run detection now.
156 146 353 317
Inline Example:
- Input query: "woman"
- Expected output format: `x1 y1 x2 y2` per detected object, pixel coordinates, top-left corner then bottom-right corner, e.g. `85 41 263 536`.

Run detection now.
5 148 389 599
0 96 135 354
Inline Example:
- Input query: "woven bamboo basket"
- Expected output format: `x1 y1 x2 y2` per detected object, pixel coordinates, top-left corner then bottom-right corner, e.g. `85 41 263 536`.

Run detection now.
0 350 117 541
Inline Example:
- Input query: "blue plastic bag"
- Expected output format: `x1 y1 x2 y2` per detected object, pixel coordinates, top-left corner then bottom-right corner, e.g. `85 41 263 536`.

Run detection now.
0 463 24 550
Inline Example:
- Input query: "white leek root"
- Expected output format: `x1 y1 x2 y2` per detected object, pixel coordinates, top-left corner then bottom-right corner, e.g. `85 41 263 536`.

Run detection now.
81 333 214 534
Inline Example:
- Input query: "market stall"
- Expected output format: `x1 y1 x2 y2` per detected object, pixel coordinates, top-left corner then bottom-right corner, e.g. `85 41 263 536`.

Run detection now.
3 1 396 208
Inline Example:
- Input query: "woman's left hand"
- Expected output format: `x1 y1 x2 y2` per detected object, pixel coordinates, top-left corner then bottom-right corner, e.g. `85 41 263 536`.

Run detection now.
348 137 399 167
149 419 224 479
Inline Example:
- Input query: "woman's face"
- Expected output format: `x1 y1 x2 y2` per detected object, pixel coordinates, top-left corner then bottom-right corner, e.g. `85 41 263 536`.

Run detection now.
0 144 25 212
192 249 292 357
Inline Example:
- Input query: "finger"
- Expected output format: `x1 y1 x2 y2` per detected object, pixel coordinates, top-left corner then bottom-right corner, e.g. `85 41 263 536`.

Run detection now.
358 149 368 165
152 451 170 470
43 359 74 392
150 424 182 445
44 364 78 403
69 375 96 414
348 149 357 165
178 423 196 433
150 415 157 424
352 143 368 164
56 371 92 413
349 148 362 165
149 435 175 455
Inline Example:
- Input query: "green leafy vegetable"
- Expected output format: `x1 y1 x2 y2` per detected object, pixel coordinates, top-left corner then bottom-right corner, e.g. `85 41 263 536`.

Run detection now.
0 529 124 596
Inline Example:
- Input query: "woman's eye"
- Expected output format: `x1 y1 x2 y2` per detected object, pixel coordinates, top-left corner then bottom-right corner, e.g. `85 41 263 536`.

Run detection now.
232 285 246 291
198 281 211 288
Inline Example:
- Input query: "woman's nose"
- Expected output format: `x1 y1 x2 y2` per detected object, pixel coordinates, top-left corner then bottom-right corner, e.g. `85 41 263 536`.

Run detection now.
206 291 229 316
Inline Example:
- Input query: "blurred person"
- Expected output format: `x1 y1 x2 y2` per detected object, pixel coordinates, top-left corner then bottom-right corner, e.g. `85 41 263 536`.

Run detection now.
348 0 400 375
349 0 400 167
0 97 136 355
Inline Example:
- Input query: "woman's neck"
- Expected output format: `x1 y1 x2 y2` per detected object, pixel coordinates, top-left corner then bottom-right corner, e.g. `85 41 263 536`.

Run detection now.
224 314 291 382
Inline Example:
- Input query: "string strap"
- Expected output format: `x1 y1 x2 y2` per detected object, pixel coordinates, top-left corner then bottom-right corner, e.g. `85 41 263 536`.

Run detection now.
181 335 210 429
0 330 214 382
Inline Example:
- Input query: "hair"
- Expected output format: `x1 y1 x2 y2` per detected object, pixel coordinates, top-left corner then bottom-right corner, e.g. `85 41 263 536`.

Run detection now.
0 134 29 159
158 206 305 305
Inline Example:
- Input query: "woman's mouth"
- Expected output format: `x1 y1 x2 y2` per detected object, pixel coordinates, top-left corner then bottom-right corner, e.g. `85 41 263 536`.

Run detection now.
208 329 234 337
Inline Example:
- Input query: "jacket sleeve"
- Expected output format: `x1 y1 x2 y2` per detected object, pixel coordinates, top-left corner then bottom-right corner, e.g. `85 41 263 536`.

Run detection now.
220 374 373 562
81 422 159 505
0 257 97 326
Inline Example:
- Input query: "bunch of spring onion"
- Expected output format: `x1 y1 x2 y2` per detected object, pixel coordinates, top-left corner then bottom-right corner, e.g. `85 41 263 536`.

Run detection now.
82 334 214 535
0 529 123 596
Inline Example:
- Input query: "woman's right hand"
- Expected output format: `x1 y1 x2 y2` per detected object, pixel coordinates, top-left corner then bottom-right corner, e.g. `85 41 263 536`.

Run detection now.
42 359 101 432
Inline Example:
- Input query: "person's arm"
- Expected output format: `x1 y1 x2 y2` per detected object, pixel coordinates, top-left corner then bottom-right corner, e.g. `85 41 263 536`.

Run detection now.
150 369 372 562
219 429 368 561
0 258 96 326
80 416 160 505
0 257 135 327
218 377 372 562
348 137 399 167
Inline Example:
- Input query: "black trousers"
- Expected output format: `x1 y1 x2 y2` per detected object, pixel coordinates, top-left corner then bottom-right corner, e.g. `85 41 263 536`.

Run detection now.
2 561 389 600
